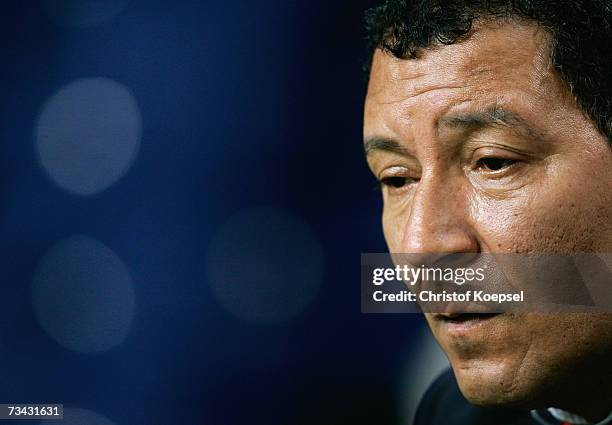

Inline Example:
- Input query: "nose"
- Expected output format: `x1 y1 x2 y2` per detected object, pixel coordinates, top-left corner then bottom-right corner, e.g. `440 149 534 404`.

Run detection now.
387 173 480 266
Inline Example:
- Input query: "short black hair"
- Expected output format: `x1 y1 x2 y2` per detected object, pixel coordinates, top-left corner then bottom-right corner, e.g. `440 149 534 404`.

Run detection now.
364 0 612 141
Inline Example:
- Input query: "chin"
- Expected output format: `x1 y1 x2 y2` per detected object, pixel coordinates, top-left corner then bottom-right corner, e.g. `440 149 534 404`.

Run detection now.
450 359 547 409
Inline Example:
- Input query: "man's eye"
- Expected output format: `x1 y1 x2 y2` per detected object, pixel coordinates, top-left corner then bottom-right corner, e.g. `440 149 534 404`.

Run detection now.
477 157 518 171
381 176 410 188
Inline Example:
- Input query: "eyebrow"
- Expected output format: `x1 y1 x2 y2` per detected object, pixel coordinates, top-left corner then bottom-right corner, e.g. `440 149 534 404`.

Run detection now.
438 106 540 139
364 106 542 157
364 137 412 157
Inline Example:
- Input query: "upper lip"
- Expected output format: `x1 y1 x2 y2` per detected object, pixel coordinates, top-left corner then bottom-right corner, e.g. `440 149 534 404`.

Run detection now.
435 312 463 319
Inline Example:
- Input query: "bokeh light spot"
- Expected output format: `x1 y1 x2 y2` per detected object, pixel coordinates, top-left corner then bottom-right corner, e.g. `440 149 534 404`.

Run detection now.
207 207 324 325
35 77 141 196
32 236 135 353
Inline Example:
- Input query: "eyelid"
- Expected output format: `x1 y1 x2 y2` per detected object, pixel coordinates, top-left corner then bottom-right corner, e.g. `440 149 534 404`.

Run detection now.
470 154 528 182
378 166 421 196
472 145 526 158
469 146 531 172
467 140 542 160
378 165 415 180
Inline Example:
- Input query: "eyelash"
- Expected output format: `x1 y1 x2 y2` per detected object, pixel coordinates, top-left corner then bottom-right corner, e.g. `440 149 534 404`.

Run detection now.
377 156 521 191
381 176 409 187
379 176 416 191
476 157 519 172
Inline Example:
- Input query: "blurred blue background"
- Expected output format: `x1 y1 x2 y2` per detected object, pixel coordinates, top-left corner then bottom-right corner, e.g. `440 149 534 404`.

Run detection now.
0 1 448 424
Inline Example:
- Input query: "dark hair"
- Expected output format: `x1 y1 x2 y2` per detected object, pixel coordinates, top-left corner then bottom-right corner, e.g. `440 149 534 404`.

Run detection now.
364 0 612 141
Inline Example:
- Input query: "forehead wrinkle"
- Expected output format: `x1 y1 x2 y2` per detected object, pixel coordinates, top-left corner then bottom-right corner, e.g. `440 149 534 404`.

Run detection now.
438 103 544 141
370 84 466 107
366 22 557 148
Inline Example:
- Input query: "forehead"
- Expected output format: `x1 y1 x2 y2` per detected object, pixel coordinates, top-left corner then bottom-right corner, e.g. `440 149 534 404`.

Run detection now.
365 21 558 117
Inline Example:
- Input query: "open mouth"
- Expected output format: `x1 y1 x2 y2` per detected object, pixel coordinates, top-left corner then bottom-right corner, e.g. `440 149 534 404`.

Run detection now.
436 313 500 323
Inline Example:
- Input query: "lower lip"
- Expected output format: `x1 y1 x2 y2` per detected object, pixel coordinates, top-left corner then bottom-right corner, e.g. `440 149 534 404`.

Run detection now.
438 314 501 335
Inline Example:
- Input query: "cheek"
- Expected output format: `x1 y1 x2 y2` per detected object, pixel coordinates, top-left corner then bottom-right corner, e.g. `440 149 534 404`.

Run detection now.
472 168 612 253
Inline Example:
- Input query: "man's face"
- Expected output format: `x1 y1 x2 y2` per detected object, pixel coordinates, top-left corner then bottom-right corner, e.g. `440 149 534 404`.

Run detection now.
364 22 612 411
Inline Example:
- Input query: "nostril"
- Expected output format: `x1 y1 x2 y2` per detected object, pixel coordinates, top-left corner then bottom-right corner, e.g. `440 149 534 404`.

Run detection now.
392 252 480 270
436 252 481 268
